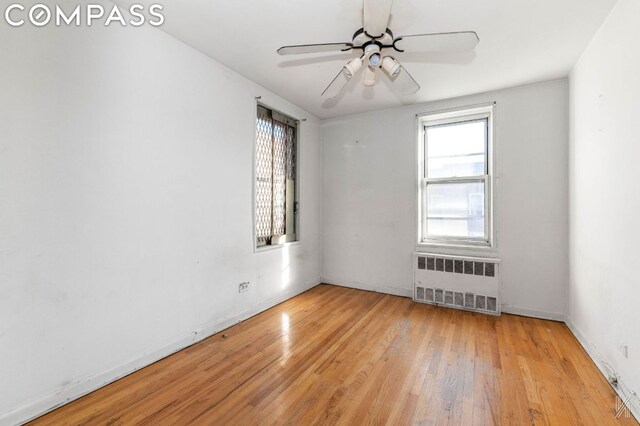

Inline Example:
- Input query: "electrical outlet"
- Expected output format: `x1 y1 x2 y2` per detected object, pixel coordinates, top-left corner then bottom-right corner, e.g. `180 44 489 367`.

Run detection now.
238 282 250 293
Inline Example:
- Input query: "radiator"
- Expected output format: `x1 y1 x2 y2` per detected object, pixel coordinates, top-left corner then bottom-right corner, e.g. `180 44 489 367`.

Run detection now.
413 252 501 315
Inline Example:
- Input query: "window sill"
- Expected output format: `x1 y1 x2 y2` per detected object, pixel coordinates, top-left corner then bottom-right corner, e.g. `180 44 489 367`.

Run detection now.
416 241 498 258
255 241 301 253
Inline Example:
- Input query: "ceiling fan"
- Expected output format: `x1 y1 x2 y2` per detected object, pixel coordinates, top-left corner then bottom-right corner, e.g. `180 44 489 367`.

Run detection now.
277 0 479 98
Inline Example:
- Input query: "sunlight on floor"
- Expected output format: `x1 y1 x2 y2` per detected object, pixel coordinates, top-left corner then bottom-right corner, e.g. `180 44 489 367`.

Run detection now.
281 245 290 289
281 313 291 363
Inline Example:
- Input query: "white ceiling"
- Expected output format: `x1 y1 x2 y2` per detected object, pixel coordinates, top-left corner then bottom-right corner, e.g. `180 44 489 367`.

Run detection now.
142 0 616 119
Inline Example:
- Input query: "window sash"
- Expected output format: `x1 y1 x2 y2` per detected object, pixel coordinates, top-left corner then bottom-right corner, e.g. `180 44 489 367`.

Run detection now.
424 117 488 179
421 175 490 244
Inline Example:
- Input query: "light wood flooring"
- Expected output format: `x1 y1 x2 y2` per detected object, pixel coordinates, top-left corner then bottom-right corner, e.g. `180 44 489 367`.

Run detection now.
31 284 638 425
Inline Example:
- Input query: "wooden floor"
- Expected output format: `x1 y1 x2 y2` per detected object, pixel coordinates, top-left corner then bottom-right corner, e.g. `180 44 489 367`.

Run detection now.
32 285 637 425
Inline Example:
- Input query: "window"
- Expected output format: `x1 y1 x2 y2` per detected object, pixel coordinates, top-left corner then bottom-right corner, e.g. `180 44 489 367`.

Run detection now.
418 105 494 247
255 105 298 248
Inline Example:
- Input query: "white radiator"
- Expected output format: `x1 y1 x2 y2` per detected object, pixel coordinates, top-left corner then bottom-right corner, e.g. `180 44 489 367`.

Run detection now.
413 252 502 315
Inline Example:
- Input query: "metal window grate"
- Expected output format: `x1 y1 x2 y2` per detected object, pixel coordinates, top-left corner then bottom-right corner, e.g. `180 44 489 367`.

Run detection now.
256 106 297 246
435 258 444 271
416 287 425 300
286 125 296 180
272 122 287 236
256 112 273 245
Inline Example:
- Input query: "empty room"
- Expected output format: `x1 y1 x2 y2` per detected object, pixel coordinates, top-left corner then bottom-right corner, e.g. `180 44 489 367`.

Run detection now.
1 0 639 424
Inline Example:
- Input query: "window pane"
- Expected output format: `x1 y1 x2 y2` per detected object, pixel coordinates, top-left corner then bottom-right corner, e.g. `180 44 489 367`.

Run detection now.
426 119 487 178
426 181 485 238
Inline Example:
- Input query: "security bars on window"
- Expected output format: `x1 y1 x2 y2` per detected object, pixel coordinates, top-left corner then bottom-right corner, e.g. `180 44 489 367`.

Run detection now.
256 105 297 247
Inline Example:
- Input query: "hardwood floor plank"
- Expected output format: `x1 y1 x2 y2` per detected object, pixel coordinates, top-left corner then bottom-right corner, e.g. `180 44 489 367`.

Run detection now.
30 285 639 426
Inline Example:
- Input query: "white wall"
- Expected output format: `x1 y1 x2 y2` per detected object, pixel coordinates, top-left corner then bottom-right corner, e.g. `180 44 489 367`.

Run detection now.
569 0 640 414
322 79 569 319
0 3 322 423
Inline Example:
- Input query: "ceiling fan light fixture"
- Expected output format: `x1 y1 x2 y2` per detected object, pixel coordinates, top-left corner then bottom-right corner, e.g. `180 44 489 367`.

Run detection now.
368 52 382 67
363 66 376 86
381 56 401 77
344 56 363 78
364 44 382 68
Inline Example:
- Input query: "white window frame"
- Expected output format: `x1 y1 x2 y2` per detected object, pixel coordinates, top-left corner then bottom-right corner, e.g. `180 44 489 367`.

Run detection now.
416 103 495 250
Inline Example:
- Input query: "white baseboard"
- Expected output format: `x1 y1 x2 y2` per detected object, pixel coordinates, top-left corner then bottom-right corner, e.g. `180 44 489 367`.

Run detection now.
565 320 640 422
1 280 320 426
500 304 567 322
321 277 412 298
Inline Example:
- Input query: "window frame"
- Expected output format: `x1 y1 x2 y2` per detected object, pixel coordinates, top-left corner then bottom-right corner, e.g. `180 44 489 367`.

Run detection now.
253 102 301 252
416 103 495 250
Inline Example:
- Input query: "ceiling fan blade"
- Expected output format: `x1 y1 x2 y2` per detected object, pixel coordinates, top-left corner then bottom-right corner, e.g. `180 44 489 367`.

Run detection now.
363 0 394 38
387 65 420 95
277 42 353 56
322 67 355 98
394 31 479 52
